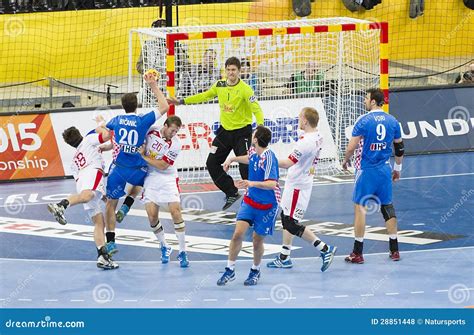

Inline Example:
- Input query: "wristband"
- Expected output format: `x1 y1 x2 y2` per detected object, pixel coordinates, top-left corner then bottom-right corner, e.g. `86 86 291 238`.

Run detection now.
393 163 402 172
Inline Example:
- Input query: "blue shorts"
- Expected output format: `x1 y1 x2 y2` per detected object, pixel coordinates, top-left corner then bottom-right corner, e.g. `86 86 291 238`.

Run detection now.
353 164 392 206
106 162 147 199
236 201 279 236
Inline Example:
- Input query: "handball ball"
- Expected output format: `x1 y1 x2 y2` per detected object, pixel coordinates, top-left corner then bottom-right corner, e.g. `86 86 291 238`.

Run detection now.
145 69 159 78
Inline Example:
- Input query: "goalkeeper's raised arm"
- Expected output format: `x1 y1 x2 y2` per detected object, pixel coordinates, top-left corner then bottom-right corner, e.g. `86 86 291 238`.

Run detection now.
168 57 265 210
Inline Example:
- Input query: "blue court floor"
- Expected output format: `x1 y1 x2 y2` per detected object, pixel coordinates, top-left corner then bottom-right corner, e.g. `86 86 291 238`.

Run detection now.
0 152 473 308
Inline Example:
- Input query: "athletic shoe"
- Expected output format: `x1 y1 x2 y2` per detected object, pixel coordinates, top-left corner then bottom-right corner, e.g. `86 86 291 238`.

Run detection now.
217 267 235 286
222 193 241 210
116 204 130 223
161 245 172 264
97 254 119 270
266 256 293 268
105 241 118 255
345 252 364 264
244 268 261 286
177 251 190 268
47 203 67 225
389 251 400 261
320 245 337 272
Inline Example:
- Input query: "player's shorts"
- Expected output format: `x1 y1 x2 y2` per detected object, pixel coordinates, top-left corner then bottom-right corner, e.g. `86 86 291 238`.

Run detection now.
236 196 279 236
142 173 180 204
280 182 312 221
106 162 147 199
76 167 105 194
353 164 392 206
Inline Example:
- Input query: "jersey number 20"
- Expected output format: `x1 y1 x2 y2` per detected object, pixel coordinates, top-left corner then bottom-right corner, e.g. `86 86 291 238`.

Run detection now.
118 128 139 146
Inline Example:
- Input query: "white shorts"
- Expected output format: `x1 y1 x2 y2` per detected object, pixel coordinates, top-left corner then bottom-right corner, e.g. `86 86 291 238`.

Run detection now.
75 167 106 217
280 183 312 221
143 173 180 204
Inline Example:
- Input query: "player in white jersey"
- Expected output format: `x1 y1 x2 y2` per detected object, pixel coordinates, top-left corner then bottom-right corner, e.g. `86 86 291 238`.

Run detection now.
138 115 190 268
267 107 337 272
47 127 118 270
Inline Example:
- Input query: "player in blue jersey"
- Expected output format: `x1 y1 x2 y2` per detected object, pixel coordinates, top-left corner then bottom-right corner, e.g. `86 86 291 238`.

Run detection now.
100 72 169 255
217 126 280 286
342 88 405 264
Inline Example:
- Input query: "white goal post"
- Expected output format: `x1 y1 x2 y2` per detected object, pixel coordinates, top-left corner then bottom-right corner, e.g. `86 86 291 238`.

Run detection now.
129 18 388 184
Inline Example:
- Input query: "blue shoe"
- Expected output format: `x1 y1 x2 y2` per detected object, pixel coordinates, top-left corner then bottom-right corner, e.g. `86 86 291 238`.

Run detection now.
244 268 261 286
266 256 293 268
320 245 337 272
217 267 235 286
177 251 189 268
105 241 118 255
161 245 172 264
116 204 130 223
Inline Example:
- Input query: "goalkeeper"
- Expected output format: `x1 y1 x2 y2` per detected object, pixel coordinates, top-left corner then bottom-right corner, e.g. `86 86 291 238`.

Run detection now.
168 57 264 210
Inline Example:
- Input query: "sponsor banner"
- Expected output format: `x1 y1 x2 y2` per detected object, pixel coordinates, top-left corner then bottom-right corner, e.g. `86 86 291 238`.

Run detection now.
0 216 291 257
51 98 336 176
0 114 64 180
389 86 474 154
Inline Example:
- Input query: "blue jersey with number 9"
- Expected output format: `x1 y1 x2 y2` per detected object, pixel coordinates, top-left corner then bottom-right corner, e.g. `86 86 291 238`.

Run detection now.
106 111 160 168
352 110 402 169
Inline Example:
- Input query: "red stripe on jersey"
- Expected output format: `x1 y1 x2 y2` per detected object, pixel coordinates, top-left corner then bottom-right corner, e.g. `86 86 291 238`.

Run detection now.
243 195 273 210
98 133 105 144
289 188 300 218
176 177 181 193
92 170 104 191
162 155 174 165
288 154 298 163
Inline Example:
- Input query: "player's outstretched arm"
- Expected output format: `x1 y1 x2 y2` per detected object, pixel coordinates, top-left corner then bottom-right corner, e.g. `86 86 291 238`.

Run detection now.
144 72 169 116
223 155 249 172
278 158 295 169
236 179 277 190
168 83 218 106
342 135 361 170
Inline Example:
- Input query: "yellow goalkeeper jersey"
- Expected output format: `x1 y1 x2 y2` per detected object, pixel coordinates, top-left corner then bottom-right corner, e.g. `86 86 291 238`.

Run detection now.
183 79 264 131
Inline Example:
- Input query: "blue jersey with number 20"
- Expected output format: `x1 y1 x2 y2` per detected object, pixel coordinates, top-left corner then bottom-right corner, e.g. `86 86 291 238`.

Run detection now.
106 110 160 168
352 110 401 169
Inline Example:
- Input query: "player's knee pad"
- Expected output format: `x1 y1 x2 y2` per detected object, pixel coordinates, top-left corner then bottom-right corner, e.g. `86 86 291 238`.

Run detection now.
381 204 396 222
174 221 185 230
281 213 305 237
150 220 163 233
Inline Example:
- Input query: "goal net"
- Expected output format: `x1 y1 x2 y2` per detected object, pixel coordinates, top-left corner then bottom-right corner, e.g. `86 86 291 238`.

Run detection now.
130 18 387 184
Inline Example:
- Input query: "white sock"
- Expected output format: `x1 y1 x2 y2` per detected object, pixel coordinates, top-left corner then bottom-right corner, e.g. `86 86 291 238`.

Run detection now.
312 238 327 252
151 223 167 247
355 237 364 243
251 264 260 271
389 234 397 240
281 245 291 256
175 231 186 253
227 260 235 270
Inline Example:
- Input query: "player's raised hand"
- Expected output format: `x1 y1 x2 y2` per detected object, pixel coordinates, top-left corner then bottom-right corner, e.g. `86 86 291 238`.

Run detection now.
143 69 159 85
392 170 400 182
236 179 250 189
222 158 233 172
167 97 180 105
138 144 146 156
342 158 351 171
